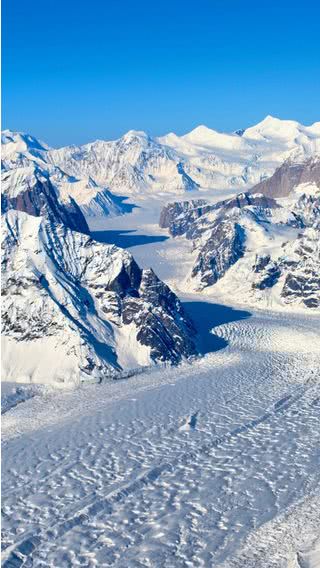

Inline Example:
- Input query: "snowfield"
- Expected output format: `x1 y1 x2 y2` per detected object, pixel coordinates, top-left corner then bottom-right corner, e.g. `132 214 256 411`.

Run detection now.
2 307 320 567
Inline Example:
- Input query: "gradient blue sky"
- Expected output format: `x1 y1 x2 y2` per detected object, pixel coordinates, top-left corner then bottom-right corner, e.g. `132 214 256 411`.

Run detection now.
3 0 320 147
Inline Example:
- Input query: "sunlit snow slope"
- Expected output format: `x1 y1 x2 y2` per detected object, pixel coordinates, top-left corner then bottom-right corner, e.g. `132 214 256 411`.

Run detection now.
2 309 320 567
5 116 319 200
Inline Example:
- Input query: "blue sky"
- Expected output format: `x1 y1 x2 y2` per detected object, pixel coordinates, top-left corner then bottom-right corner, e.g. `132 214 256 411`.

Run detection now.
3 0 320 146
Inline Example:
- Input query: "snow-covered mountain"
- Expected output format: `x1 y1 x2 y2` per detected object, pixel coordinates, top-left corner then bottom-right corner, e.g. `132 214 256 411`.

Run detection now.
2 120 320 387
160 184 320 310
5 116 318 200
1 130 133 226
47 129 200 196
158 116 320 192
1 210 198 384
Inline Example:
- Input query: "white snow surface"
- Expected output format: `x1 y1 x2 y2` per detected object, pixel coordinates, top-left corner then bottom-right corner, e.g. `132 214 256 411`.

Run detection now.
2 307 320 567
3 116 320 203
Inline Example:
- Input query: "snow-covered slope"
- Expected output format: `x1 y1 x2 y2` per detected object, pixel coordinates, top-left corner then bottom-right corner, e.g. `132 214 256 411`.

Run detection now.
158 115 320 192
10 116 317 200
1 210 198 384
1 130 132 224
1 163 91 234
47 129 200 196
160 187 320 310
2 309 320 567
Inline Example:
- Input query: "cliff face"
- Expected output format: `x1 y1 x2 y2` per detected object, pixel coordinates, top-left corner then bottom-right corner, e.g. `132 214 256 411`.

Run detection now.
1 210 198 384
1 131 133 230
250 156 320 198
1 169 90 234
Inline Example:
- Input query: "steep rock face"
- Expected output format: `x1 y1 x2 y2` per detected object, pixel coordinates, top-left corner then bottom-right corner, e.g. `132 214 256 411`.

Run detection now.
289 192 320 229
159 200 210 237
1 131 132 225
1 211 198 384
160 193 281 291
160 193 280 239
123 269 196 363
159 190 320 309
252 255 281 290
1 166 90 234
280 229 320 308
251 155 320 198
191 221 246 288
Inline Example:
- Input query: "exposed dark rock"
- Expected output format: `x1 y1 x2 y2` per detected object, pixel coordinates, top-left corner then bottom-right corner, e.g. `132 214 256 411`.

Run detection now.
192 221 246 287
121 268 197 363
106 259 142 296
1 171 90 234
280 229 320 308
159 199 211 237
160 193 280 240
220 192 280 211
253 254 271 273
159 190 320 308
252 259 281 290
250 156 320 198
2 210 198 383
288 193 320 229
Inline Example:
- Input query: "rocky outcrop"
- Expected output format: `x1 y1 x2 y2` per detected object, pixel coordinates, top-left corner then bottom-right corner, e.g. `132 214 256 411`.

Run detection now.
123 269 196 363
1 210 198 384
159 200 210 237
1 131 133 226
191 221 246 288
159 190 320 309
251 155 320 198
252 255 281 290
159 193 281 291
160 193 280 239
280 229 320 308
1 168 90 234
289 193 320 229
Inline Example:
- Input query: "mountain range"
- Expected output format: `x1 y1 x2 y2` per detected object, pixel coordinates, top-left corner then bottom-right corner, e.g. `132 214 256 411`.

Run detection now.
3 116 320 206
1 116 320 384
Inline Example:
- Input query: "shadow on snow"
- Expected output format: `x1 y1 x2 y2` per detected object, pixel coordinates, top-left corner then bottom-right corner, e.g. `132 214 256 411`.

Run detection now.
91 229 169 248
183 301 251 355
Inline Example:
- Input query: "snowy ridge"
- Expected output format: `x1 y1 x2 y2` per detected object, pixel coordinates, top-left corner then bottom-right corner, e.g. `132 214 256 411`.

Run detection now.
4 116 318 202
47 129 200 196
1 130 133 223
1 210 197 384
157 115 320 192
160 185 320 310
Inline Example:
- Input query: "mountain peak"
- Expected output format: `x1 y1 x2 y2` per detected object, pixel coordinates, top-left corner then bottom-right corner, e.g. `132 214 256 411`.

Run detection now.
243 115 302 140
184 124 218 138
1 129 49 154
122 129 150 143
